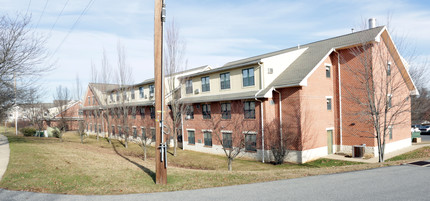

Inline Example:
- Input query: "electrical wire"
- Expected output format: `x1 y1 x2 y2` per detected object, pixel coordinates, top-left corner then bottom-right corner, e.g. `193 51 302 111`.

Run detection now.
50 0 70 33
53 0 95 54
36 0 49 28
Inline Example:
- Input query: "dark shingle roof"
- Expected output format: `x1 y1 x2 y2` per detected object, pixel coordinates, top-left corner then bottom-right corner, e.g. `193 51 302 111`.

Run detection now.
256 26 385 96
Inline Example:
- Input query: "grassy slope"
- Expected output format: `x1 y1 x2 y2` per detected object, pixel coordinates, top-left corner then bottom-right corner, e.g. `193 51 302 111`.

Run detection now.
0 129 393 195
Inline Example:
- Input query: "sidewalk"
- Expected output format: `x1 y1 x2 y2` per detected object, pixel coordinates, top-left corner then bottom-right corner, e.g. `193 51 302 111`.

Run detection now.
0 134 10 181
324 143 430 163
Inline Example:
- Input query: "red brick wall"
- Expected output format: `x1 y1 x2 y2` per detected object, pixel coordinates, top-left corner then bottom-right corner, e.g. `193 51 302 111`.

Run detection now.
183 100 261 149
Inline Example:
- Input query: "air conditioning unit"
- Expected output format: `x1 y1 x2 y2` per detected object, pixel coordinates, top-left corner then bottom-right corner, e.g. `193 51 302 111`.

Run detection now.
268 68 273 74
194 89 200 94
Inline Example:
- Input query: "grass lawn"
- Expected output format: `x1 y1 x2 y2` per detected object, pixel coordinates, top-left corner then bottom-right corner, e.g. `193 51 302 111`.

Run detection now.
387 146 430 161
0 128 391 195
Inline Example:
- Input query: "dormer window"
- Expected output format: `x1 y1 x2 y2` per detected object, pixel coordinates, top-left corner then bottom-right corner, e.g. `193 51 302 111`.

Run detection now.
131 88 135 99
149 85 154 98
242 68 255 87
186 80 193 94
201 76 210 92
139 87 144 98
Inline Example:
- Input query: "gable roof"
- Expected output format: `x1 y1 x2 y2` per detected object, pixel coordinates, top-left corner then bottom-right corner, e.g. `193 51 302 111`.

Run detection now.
256 26 386 96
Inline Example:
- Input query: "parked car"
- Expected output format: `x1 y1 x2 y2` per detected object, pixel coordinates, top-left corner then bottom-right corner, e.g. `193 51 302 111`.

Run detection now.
419 125 430 133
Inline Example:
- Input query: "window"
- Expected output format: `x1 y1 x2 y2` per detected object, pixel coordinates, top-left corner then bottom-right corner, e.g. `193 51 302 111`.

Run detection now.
150 106 155 119
112 125 115 136
220 72 230 89
116 91 119 101
131 88 135 99
389 126 393 140
141 127 146 140
123 91 127 101
98 124 101 133
204 131 212 146
188 130 195 144
245 132 257 151
110 93 113 102
149 85 154 98
90 124 92 132
201 76 210 92
326 65 331 78
202 104 211 119
133 127 137 139
222 132 232 148
387 61 391 76
88 96 91 105
92 96 95 104
139 87 144 98
118 126 122 135
244 101 255 119
125 127 129 136
388 94 392 108
151 128 156 142
140 107 145 118
327 98 332 110
242 68 255 87
186 80 193 94
221 103 231 119
186 105 194 119
132 107 136 119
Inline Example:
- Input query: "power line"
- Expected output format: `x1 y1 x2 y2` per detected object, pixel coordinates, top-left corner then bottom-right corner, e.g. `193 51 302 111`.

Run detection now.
50 0 70 33
36 0 49 28
25 0 32 16
53 0 95 54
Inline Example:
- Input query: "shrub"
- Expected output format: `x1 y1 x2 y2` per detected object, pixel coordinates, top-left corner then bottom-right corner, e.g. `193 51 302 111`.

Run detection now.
20 127 36 137
52 129 61 138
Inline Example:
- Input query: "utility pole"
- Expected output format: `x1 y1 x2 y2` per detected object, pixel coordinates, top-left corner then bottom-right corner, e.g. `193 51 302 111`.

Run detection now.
154 0 167 184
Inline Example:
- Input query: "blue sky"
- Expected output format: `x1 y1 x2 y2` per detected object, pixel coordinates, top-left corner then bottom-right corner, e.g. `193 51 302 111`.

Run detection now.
2 0 430 101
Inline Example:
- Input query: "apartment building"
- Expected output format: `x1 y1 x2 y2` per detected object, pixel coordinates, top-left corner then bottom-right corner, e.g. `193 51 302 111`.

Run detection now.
82 66 210 144
82 25 416 163
179 25 416 163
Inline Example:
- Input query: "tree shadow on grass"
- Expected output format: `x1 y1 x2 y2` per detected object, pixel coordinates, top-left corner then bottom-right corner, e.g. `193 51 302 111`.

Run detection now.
111 142 156 183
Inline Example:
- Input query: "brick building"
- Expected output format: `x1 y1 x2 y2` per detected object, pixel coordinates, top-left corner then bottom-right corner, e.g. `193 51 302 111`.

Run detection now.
83 25 416 163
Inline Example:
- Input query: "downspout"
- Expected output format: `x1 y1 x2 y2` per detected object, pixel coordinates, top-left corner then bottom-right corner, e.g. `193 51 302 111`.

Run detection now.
335 50 343 151
181 112 184 150
255 61 265 163
273 89 283 148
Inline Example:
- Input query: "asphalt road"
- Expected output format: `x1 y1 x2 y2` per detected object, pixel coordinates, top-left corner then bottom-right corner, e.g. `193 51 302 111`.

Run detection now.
421 133 430 142
1 164 429 201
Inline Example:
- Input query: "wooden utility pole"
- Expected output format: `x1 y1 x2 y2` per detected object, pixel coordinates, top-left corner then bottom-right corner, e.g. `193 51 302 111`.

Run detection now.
154 0 167 184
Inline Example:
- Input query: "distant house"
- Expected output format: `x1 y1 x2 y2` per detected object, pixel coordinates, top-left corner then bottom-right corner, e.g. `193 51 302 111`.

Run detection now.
45 100 83 131
82 25 416 163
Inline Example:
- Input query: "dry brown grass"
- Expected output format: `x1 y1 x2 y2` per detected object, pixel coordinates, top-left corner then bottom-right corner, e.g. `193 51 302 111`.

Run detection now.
0 129 401 195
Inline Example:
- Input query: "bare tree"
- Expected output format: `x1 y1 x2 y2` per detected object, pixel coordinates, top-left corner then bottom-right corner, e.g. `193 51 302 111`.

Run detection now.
52 85 71 141
21 87 47 133
75 74 87 143
205 101 258 171
164 20 187 156
342 35 411 162
115 42 134 148
0 14 52 118
138 127 152 161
